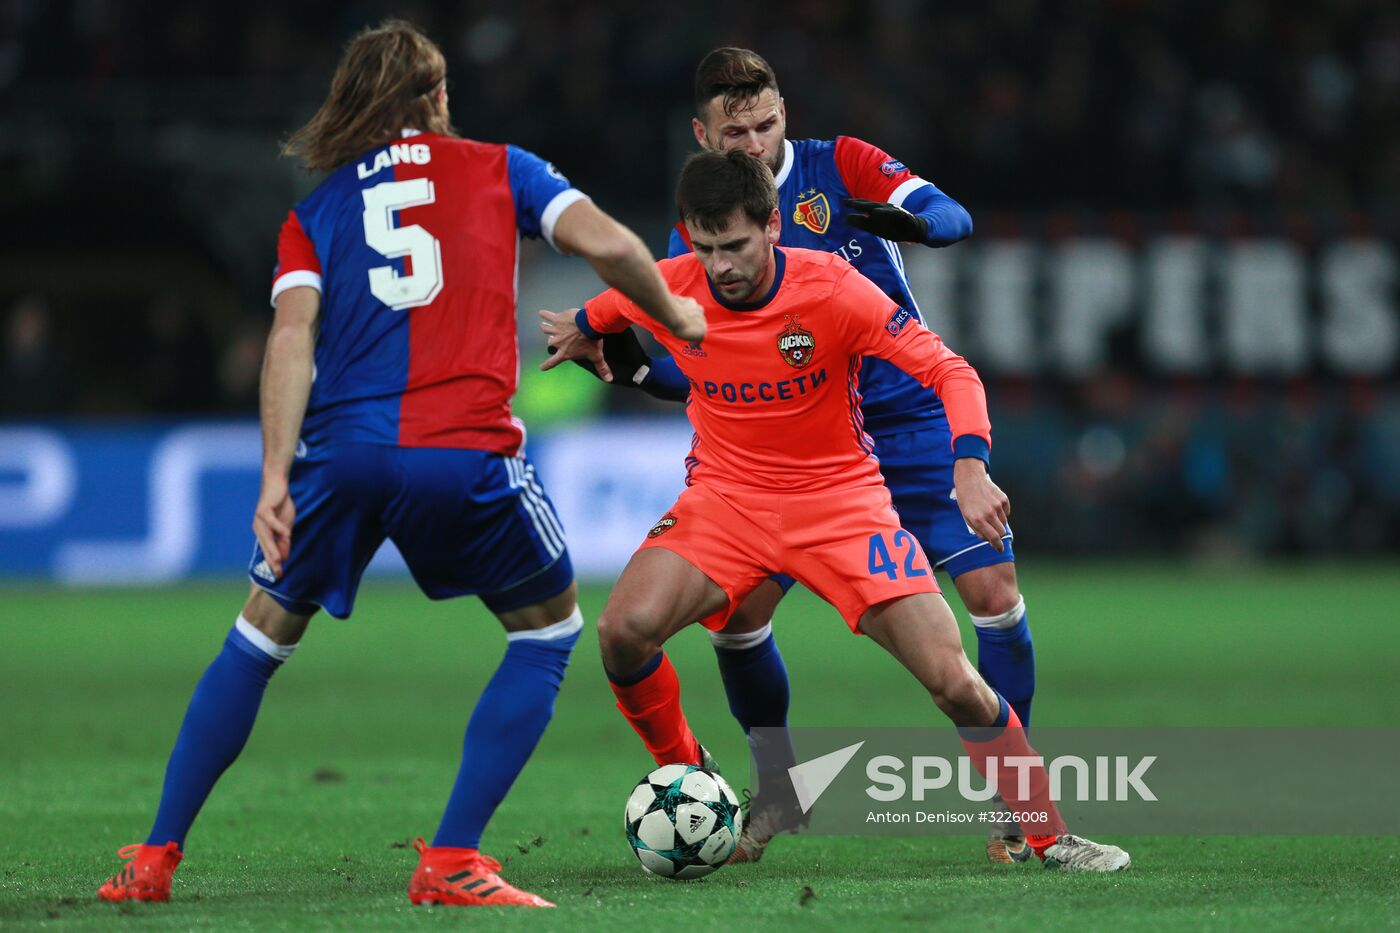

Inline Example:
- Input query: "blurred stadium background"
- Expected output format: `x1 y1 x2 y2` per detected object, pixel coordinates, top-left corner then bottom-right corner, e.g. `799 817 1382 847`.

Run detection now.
4 4 1400 926
2 0 1398 581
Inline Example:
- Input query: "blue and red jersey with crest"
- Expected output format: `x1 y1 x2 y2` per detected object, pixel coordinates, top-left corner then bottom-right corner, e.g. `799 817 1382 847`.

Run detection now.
271 131 586 455
669 136 970 437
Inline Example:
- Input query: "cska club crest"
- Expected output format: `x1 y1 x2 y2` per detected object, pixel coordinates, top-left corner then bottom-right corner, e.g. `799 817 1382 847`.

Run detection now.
778 316 815 368
792 189 830 235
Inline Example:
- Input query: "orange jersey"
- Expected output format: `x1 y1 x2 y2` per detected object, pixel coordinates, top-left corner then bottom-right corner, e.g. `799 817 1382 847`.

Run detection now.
580 247 990 493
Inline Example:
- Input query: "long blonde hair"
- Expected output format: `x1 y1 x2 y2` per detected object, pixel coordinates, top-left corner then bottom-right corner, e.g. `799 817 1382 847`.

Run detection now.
282 20 455 172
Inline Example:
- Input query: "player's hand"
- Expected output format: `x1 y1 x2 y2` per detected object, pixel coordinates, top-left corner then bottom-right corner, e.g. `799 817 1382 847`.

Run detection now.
842 197 929 243
952 458 1010 552
538 308 611 381
252 474 296 579
662 296 706 345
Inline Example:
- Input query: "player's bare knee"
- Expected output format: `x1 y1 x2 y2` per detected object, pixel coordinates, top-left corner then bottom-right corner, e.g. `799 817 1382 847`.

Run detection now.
241 587 311 645
957 566 1022 619
497 582 579 632
929 669 994 725
596 607 661 675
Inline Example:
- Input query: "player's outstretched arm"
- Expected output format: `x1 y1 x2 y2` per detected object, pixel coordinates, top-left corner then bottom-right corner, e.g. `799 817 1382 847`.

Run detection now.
551 199 706 344
538 308 610 380
842 188 972 247
616 343 690 402
539 315 690 402
832 137 972 246
255 285 318 579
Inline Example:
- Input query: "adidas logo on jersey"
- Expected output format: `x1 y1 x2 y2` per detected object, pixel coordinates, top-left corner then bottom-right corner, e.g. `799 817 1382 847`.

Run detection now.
252 560 276 582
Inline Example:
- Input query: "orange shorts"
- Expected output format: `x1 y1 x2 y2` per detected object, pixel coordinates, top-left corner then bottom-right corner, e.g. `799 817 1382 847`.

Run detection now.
638 479 941 632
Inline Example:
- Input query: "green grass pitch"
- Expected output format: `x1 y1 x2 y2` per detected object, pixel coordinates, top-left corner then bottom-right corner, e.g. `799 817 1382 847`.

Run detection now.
2 563 1398 930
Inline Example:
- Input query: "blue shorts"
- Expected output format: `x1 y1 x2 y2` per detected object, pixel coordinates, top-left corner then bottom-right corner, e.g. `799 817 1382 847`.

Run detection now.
771 424 1013 594
249 444 573 619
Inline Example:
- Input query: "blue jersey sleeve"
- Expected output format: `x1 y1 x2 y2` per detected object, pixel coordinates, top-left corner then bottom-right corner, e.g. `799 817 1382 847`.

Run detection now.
667 226 692 259
506 145 587 246
640 355 690 402
899 183 973 247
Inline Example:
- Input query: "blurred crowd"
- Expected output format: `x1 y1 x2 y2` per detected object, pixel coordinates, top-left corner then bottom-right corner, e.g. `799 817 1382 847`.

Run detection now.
2 0 1398 555
0 293 261 416
5 0 1399 210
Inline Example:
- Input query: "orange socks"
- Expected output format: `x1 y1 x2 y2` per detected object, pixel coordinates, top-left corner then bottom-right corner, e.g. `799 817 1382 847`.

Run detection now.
607 652 701 766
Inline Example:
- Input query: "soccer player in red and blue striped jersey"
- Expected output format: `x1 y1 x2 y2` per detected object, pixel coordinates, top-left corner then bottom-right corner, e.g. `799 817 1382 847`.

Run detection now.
96 20 702 910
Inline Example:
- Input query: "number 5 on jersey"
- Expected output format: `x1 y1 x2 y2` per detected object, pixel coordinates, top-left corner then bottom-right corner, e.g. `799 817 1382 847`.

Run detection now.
361 178 443 310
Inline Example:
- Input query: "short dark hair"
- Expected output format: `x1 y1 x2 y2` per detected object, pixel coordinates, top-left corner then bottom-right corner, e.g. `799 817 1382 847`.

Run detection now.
693 47 779 119
676 149 778 234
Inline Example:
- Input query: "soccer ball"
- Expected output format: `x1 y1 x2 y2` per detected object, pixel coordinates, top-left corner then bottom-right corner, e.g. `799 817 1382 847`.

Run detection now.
624 763 744 879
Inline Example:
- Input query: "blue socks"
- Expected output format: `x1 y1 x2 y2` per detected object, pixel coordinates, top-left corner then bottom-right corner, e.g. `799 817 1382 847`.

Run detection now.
712 623 797 789
971 597 1035 730
147 617 295 847
712 623 790 732
432 610 582 849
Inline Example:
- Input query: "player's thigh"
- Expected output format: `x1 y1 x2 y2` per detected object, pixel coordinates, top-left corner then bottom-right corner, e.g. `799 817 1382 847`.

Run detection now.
723 576 792 634
600 547 731 649
780 483 940 632
876 427 1015 578
248 444 393 620
241 586 314 645
386 448 574 610
860 591 964 676
951 562 1021 617
631 483 780 635
494 580 579 634
861 591 992 716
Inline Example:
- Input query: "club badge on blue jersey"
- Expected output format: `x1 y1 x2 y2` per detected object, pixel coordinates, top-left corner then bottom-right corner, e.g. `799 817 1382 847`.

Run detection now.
778 316 815 368
793 189 831 235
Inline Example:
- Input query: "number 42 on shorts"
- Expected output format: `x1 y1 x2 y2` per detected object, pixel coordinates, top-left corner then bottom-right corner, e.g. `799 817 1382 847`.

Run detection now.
867 530 930 580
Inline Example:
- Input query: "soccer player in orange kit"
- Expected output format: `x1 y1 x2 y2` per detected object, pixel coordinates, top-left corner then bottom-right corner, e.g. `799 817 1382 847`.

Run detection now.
540 149 1130 872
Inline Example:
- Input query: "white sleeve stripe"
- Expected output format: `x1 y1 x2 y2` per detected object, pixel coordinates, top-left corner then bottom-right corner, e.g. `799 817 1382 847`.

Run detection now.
540 189 591 251
889 178 932 209
270 270 322 307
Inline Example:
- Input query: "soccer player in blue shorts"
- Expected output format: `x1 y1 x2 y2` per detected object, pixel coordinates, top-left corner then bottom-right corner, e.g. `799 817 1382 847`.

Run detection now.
95 20 704 909
583 48 1038 865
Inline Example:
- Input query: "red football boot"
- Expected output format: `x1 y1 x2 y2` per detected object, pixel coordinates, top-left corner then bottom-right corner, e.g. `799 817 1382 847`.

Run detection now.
97 842 183 902
407 838 554 908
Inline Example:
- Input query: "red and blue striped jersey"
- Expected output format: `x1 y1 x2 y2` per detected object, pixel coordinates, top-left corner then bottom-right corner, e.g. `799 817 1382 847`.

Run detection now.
272 131 586 455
